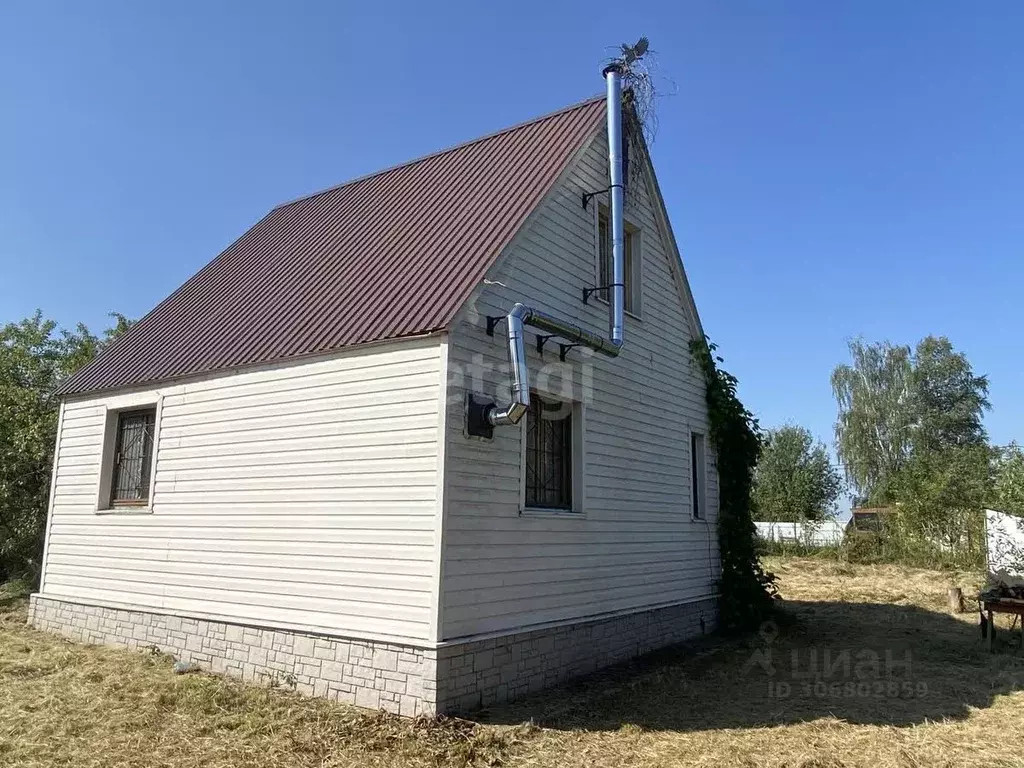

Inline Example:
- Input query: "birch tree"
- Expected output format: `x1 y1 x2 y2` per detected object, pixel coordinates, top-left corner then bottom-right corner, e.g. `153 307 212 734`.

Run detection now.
831 339 914 503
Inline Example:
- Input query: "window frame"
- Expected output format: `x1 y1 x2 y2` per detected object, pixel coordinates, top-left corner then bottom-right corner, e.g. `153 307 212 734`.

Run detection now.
94 395 163 514
595 204 643 319
109 408 157 507
689 428 707 521
519 391 585 517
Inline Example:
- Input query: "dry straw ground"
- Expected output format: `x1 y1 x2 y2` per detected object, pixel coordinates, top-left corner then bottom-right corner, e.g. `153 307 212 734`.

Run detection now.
3 558 1024 768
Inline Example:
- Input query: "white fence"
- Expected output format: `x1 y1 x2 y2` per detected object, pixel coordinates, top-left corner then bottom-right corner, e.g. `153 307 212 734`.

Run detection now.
986 508 1024 582
755 520 845 547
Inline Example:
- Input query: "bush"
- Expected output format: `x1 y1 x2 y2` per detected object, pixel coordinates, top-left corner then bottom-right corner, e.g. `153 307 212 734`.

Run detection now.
841 530 983 570
764 528 985 571
0 312 131 583
757 538 843 560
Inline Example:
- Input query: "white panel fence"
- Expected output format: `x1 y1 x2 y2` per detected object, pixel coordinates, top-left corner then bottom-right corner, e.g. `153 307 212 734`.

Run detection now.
986 508 1024 583
754 520 845 547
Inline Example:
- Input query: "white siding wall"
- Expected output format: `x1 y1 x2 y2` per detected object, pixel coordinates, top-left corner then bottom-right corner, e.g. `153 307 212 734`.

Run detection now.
41 337 443 644
441 132 720 640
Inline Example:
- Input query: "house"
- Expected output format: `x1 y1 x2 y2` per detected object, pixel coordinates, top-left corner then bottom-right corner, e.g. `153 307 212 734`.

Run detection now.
30 66 720 716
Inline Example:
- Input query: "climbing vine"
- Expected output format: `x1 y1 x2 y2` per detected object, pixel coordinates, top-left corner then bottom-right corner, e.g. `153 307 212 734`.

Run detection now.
690 337 777 631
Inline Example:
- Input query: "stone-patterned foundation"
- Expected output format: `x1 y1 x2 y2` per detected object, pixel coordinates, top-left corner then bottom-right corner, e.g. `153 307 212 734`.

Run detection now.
436 597 718 712
29 594 718 715
28 595 436 717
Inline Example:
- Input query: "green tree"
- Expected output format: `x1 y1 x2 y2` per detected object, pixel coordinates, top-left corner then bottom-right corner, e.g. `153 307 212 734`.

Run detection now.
833 334 993 566
832 336 990 504
910 335 989 454
889 443 992 561
994 444 1024 516
753 425 844 523
831 339 914 503
0 311 131 581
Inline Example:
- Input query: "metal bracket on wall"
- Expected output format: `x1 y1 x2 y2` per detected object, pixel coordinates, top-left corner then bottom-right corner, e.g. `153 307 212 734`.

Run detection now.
582 285 613 304
582 186 611 209
559 343 578 362
535 334 555 355
485 316 505 337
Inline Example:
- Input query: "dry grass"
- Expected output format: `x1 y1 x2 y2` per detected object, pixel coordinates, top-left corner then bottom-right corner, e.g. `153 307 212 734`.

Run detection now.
765 557 985 611
3 560 1024 767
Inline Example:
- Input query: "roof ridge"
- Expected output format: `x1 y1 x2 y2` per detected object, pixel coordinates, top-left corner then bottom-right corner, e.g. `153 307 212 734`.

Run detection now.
273 92 605 211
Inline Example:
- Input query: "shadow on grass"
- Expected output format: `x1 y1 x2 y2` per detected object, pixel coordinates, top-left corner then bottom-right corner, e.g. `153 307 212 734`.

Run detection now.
477 600 1024 731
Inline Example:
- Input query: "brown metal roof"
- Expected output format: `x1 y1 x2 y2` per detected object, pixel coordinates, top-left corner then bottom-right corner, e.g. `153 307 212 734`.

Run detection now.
59 96 606 396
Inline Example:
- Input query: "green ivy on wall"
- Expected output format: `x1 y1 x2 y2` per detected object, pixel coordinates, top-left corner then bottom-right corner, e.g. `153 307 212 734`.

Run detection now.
690 337 777 631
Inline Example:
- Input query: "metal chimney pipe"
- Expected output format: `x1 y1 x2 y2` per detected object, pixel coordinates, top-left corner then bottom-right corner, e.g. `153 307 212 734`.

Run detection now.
488 303 531 426
481 65 627 429
603 63 626 348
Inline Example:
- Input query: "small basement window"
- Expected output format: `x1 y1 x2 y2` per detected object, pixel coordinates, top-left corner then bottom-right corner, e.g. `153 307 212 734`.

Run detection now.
597 207 641 315
524 392 576 511
691 431 707 519
109 408 157 507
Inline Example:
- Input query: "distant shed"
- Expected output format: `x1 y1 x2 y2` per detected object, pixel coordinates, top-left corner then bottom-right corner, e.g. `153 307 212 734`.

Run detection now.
849 507 895 532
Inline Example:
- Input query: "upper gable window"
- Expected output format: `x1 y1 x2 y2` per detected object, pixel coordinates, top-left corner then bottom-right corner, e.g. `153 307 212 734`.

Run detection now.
597 207 641 316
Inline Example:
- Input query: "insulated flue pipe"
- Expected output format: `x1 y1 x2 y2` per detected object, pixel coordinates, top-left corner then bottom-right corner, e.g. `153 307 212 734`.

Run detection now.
605 63 626 349
489 303 531 426
487 64 627 427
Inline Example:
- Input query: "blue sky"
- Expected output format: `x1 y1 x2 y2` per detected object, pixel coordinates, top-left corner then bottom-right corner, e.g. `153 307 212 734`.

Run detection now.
2 1 1022 464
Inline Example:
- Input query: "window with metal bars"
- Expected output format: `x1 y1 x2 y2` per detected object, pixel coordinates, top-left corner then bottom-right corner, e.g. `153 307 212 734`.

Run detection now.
597 209 638 314
524 393 574 510
109 408 156 506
